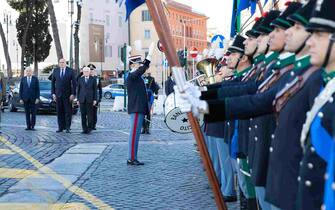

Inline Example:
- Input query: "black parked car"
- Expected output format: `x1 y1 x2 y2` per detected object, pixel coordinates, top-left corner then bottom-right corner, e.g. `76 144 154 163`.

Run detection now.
8 80 78 114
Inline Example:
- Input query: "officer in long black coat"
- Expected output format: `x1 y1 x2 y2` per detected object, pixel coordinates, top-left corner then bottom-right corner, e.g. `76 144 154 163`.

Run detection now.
126 42 155 166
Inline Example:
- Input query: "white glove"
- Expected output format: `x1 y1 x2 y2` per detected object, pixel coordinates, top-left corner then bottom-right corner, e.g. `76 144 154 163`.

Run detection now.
173 86 191 113
146 42 156 61
183 82 201 98
184 93 208 117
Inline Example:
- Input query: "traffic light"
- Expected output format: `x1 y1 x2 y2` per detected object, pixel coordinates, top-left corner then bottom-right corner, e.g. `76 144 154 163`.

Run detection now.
177 49 187 67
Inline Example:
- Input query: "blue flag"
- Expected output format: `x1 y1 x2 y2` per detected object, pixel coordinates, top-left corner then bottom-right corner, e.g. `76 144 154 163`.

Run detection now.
116 0 145 20
238 0 257 16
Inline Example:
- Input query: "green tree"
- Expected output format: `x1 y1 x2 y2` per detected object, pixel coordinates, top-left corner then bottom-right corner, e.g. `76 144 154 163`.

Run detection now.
9 0 52 76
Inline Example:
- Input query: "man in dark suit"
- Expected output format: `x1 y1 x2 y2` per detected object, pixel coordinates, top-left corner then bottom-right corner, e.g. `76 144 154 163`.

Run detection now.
19 67 40 130
88 64 102 130
51 58 77 133
77 67 97 134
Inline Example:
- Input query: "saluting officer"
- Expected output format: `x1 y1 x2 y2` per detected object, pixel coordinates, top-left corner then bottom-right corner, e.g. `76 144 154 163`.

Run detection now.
126 42 155 166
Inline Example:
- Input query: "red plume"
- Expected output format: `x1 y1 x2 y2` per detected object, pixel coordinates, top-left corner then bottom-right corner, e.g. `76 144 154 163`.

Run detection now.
254 17 261 22
262 12 268 17
285 1 292 6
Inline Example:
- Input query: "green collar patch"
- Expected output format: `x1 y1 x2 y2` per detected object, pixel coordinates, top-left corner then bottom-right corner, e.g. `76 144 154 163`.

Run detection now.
322 69 335 84
253 54 265 65
264 51 280 66
293 55 311 73
273 52 295 69
234 65 252 78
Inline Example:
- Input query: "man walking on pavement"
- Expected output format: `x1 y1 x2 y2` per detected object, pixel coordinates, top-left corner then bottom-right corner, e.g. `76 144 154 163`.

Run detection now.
19 67 40 131
77 67 97 134
126 42 155 166
51 58 77 133
88 64 102 130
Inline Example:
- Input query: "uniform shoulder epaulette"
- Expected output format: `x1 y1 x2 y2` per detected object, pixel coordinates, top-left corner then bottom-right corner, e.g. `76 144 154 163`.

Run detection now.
300 77 335 148
273 66 319 113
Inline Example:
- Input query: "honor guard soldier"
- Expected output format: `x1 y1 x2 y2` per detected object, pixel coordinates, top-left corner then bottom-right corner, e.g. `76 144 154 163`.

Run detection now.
181 3 304 210
126 42 155 166
297 0 335 209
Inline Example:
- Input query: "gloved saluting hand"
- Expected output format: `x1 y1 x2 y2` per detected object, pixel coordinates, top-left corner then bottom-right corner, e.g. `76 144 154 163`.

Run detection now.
146 42 156 61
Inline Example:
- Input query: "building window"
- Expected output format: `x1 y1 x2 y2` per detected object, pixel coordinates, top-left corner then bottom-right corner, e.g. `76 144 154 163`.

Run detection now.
106 15 111 26
144 30 151 39
142 10 152 21
90 13 94 22
105 46 113 57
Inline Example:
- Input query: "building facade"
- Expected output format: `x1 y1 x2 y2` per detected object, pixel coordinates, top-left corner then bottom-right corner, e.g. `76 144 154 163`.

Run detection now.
0 0 129 79
129 0 207 85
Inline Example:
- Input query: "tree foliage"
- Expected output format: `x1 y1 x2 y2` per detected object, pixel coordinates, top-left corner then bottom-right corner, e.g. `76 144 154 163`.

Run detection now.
8 0 52 75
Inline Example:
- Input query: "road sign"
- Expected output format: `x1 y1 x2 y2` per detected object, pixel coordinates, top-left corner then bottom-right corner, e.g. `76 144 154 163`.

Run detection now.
211 34 225 49
189 47 198 58
157 40 165 52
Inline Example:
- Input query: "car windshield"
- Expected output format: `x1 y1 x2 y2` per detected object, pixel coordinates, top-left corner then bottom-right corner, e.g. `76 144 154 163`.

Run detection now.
40 81 51 91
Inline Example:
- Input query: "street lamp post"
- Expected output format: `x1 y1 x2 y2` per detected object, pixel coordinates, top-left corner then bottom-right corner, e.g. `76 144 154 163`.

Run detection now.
32 37 37 74
3 11 12 51
100 40 103 74
68 0 74 68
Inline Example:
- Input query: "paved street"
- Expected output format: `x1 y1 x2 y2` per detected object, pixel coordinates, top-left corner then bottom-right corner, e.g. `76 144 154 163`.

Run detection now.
0 99 239 210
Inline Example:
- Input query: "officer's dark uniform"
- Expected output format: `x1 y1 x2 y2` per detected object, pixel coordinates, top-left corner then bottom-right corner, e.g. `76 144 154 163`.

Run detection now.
142 74 159 134
204 3 306 210
295 1 335 209
126 56 151 165
87 64 102 130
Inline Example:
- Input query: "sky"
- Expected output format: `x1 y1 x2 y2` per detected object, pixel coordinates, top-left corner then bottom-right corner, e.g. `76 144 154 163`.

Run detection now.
175 0 234 38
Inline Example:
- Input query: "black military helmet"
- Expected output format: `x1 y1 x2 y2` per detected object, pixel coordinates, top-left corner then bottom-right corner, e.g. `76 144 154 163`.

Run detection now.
245 17 263 38
287 0 317 27
227 35 246 54
306 0 335 33
255 10 281 34
271 1 302 29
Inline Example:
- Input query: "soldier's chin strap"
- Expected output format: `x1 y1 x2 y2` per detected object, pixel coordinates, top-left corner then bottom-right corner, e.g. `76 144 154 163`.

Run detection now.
249 47 258 61
323 33 335 68
234 53 244 70
264 44 270 55
295 34 311 55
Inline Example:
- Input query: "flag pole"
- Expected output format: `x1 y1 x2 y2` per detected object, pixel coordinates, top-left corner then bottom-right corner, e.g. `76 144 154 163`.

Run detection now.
145 1 226 210
257 0 264 14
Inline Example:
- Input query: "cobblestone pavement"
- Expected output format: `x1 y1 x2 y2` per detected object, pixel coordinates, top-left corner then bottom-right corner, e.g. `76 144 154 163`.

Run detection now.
0 101 239 210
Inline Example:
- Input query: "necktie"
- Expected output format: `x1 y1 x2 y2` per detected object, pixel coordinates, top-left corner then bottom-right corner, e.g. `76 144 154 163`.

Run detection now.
85 77 88 83
61 69 64 78
28 77 31 87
